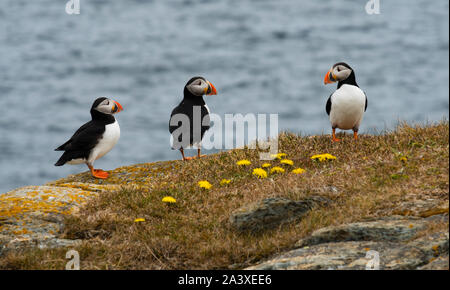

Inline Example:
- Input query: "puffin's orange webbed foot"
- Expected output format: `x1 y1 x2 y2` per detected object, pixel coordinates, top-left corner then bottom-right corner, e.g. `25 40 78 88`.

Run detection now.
196 149 206 159
183 156 195 161
332 128 341 142
92 169 109 179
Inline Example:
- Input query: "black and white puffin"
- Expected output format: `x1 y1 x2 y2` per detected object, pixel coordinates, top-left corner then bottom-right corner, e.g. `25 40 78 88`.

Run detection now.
324 62 367 141
54 97 123 179
169 76 217 161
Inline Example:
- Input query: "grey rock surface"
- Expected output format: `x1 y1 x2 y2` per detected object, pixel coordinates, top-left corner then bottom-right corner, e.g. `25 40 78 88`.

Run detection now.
229 196 330 233
295 216 428 247
246 217 449 270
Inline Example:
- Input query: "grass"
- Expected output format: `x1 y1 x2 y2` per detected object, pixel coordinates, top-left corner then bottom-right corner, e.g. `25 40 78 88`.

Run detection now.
0 121 448 269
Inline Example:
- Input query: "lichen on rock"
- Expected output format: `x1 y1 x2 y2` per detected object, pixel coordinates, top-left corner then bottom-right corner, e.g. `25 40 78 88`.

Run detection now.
0 160 181 255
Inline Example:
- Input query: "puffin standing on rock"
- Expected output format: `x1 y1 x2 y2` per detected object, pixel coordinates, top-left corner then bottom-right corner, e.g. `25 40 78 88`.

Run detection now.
324 62 367 142
54 97 123 179
169 76 217 161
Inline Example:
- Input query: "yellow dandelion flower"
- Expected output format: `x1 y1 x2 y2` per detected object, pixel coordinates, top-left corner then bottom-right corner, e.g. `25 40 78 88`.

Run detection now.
292 168 306 174
270 166 285 174
134 218 145 223
261 163 271 168
162 196 176 203
220 179 231 185
270 153 287 160
236 159 251 166
198 180 212 189
280 159 294 166
399 156 408 163
252 168 268 179
311 153 337 162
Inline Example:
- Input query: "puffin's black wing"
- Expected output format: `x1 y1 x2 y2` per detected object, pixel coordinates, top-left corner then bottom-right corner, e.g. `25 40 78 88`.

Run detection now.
325 94 332 116
169 101 191 149
54 121 105 166
169 100 210 148
364 92 368 112
169 101 185 135
55 121 93 151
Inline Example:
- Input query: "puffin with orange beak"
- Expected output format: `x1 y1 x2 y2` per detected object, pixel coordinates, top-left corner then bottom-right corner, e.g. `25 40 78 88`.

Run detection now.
55 97 123 179
169 76 217 160
324 62 367 142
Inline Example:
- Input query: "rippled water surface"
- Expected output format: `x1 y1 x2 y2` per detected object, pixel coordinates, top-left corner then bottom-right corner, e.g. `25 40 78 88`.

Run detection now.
0 0 448 193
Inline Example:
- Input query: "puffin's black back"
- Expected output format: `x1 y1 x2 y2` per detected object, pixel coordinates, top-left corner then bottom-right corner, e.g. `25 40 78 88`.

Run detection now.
54 98 116 166
169 79 211 149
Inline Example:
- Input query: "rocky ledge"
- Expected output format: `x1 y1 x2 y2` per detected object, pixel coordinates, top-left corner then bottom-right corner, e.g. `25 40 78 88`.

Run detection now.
0 161 174 256
245 215 448 270
0 185 101 254
0 161 448 270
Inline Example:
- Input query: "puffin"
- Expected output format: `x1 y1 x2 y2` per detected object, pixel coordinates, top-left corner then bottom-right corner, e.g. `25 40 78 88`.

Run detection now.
324 62 367 142
169 76 217 161
54 97 123 179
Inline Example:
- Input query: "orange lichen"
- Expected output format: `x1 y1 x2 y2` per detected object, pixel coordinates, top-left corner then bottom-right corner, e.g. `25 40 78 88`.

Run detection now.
12 228 30 235
432 245 440 254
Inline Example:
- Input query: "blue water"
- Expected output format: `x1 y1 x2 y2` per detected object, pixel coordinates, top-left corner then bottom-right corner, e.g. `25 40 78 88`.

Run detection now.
0 0 448 193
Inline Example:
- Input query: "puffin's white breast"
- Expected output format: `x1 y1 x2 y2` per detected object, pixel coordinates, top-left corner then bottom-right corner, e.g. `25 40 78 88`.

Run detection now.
330 84 366 130
89 120 120 162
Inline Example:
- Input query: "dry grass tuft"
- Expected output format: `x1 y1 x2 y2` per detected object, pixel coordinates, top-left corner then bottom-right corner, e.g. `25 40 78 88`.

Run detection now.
1 121 448 269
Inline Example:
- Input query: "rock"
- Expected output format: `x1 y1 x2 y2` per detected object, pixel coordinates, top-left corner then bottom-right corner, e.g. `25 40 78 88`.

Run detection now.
246 240 384 270
382 231 448 270
295 216 428 248
229 196 330 233
393 198 449 218
0 185 97 255
424 213 449 223
418 255 449 270
0 161 179 256
246 217 449 270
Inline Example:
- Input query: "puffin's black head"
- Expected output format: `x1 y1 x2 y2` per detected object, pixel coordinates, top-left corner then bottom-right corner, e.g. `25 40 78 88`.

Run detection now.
324 62 355 85
184 76 217 97
91 97 123 115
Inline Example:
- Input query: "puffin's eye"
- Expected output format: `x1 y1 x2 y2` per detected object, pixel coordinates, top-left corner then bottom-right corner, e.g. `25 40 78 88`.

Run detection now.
337 67 341 72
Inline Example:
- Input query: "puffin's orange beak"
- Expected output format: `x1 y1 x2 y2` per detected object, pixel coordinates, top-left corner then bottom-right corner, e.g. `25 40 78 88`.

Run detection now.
207 82 217 95
113 100 123 113
324 69 336 85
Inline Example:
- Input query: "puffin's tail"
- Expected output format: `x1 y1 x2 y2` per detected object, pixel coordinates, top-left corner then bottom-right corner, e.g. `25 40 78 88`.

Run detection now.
54 158 66 166
55 141 70 151
55 153 69 166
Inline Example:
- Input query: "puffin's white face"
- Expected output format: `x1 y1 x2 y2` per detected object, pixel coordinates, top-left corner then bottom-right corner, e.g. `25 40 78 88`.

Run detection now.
186 78 217 96
324 63 353 84
94 98 123 115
